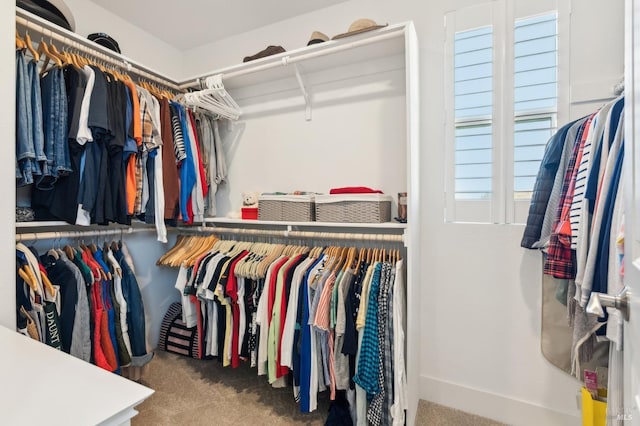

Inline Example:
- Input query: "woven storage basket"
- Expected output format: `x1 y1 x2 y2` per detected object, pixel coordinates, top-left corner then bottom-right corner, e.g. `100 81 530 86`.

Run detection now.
315 194 393 223
258 194 316 221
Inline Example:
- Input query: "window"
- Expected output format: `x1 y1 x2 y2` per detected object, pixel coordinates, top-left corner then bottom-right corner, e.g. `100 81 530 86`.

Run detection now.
513 14 557 200
454 26 493 201
446 6 559 223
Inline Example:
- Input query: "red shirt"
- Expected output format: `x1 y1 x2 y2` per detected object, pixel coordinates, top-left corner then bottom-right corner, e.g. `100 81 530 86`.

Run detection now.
226 251 250 368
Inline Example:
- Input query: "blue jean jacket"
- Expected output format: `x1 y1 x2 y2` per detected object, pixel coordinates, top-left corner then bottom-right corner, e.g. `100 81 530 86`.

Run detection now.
114 249 153 367
40 67 72 189
16 50 34 185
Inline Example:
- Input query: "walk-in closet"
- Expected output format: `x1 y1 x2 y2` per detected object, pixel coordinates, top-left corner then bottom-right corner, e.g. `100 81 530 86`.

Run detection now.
3 1 639 426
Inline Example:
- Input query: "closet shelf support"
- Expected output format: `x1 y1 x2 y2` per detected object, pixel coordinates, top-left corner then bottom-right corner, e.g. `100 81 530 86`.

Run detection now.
288 61 312 121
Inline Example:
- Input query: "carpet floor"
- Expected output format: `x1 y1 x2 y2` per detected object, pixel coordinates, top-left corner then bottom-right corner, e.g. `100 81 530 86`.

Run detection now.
134 351 329 425
133 351 506 425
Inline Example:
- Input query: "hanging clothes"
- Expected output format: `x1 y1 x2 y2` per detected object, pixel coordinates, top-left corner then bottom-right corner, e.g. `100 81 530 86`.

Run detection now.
15 50 226 239
159 235 406 421
15 239 153 374
522 96 626 381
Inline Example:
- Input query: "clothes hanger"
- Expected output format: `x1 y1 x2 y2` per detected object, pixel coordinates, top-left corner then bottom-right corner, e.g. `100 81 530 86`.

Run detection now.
330 247 345 273
331 246 345 272
24 31 39 62
48 40 74 68
16 30 26 50
206 74 242 113
183 86 240 120
167 235 199 267
245 242 267 280
70 47 86 68
343 247 355 272
18 266 38 292
63 244 76 260
40 268 57 297
158 234 190 265
105 242 123 279
184 235 218 266
258 242 279 278
341 246 353 270
37 36 63 75
46 233 61 260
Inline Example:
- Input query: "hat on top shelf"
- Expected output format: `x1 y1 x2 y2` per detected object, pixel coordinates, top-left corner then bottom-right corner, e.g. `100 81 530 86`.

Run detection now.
307 31 329 46
243 45 286 62
332 18 388 40
87 33 121 54
17 0 76 32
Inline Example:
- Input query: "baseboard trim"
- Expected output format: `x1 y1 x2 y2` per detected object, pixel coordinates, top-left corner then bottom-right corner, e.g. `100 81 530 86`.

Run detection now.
418 375 580 426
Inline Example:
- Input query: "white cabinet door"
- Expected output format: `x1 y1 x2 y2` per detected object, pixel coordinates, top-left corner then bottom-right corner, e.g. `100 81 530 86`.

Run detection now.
624 1 640 424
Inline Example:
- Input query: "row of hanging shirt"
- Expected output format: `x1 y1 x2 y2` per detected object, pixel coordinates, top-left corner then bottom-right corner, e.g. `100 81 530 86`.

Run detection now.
160 235 408 426
15 45 227 243
521 95 625 376
15 239 152 376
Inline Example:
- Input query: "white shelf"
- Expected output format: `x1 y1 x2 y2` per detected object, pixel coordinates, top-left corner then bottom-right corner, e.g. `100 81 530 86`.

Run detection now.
15 220 152 230
203 217 407 230
180 22 408 91
16 221 69 228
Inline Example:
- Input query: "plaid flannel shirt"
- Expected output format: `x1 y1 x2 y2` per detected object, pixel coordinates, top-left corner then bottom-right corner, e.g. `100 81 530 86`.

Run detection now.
545 117 592 278
353 262 383 396
368 262 393 426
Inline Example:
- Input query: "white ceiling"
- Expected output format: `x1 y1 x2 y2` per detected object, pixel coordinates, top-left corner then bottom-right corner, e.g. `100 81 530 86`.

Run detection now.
92 0 348 50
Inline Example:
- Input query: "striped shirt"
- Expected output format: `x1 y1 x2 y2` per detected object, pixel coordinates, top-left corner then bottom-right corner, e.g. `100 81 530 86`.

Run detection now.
169 104 187 163
570 103 613 249
544 118 590 279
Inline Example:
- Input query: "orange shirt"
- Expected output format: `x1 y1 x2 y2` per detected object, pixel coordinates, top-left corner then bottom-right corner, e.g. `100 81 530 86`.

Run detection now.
123 80 142 145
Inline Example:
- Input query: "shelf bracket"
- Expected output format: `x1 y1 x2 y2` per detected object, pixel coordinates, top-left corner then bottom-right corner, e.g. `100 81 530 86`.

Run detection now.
289 62 312 121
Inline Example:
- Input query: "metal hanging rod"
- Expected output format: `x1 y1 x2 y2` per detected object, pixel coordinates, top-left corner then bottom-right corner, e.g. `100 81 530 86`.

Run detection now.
179 226 405 244
16 227 154 242
15 8 181 91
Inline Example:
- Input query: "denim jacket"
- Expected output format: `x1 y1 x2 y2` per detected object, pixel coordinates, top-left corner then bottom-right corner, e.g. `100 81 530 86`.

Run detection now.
114 248 153 367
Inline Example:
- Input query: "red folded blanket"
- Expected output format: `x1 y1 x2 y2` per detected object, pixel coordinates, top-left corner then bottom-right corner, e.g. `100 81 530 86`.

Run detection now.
329 186 383 195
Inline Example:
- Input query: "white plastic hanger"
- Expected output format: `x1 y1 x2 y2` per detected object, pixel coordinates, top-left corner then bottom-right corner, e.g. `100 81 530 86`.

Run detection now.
182 74 241 120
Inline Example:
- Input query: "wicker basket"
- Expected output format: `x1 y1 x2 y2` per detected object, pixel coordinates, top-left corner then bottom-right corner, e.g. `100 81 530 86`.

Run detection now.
258 194 316 221
315 194 393 223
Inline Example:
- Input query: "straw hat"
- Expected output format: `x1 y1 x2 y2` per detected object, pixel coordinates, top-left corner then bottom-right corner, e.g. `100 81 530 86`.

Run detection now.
307 31 329 46
332 18 387 40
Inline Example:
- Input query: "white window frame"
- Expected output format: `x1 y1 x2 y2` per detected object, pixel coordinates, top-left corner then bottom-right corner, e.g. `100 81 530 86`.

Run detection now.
444 0 570 224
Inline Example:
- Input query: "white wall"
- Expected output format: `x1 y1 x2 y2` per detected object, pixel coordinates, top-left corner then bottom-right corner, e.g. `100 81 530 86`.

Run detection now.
62 0 184 79
180 0 624 425
0 3 16 330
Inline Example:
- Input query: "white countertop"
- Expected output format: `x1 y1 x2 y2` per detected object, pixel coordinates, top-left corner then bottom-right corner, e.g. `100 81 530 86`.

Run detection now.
0 326 154 425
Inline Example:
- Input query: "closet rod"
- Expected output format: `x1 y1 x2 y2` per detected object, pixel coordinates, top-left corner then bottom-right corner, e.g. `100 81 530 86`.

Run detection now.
182 226 405 243
15 8 181 91
15 227 154 242
179 29 404 89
